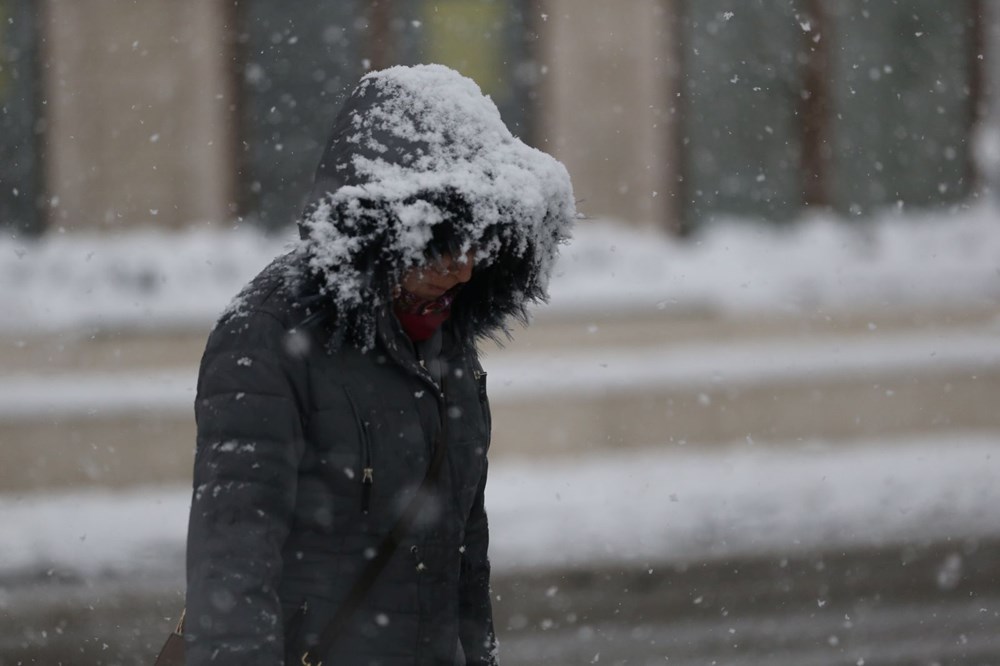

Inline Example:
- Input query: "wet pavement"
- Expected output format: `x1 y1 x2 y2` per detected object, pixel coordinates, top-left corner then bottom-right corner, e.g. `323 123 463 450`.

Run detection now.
2 538 999 665
496 537 1000 665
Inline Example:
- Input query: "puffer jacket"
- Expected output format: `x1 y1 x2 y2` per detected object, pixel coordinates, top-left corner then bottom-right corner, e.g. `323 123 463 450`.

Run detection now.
186 259 495 665
185 64 575 666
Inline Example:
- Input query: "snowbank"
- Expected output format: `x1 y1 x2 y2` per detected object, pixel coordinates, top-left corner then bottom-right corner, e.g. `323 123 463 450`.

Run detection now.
549 203 1000 315
2 204 998 333
0 435 996 578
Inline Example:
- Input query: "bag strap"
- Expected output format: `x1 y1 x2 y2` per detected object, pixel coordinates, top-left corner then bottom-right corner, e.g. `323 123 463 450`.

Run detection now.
300 384 450 666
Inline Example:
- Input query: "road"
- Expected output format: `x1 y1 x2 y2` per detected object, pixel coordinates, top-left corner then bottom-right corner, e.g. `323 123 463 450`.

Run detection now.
3 538 999 665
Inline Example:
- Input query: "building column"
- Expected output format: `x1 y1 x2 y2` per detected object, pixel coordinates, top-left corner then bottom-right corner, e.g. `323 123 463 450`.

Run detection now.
41 0 236 230
536 0 677 231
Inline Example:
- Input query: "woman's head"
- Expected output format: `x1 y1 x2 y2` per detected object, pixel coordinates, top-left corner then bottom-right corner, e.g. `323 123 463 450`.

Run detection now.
296 64 576 349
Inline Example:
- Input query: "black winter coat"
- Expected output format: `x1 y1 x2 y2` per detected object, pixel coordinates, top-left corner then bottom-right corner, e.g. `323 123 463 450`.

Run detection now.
185 260 496 665
184 64 575 666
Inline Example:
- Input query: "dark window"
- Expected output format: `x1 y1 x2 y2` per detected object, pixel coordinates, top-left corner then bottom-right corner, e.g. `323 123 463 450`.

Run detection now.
677 0 806 229
676 0 980 228
0 0 42 235
236 1 365 232
236 1 538 232
827 0 976 216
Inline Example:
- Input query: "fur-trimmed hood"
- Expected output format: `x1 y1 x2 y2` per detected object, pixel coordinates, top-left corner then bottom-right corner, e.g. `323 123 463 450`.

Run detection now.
294 64 577 348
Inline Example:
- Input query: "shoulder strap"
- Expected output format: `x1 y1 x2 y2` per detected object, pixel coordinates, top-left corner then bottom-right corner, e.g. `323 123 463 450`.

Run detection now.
301 384 450 666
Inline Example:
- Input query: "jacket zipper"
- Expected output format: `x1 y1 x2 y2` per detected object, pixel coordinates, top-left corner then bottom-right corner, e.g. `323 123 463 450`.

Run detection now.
361 464 373 514
473 368 491 439
473 368 487 398
343 387 374 514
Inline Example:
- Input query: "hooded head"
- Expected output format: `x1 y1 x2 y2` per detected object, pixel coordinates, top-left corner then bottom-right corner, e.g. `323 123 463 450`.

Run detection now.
295 64 577 349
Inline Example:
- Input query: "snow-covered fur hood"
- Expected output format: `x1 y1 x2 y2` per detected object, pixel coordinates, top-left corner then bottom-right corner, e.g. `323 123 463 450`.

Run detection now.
294 64 576 348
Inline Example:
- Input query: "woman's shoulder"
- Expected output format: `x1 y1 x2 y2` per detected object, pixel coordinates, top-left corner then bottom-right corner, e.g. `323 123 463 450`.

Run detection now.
203 251 334 353
215 252 322 328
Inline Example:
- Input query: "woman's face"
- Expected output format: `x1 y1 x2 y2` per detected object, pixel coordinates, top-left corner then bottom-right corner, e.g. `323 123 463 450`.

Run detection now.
400 249 475 301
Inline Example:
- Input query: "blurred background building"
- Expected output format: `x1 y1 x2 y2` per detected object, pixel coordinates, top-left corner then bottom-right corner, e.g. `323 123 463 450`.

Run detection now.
2 1 999 664
2 0 998 236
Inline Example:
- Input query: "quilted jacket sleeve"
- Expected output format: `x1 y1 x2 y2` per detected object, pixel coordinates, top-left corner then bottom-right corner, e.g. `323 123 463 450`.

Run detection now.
184 311 307 666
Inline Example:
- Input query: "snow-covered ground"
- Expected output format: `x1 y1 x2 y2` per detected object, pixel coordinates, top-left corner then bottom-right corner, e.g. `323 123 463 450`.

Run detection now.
490 434 1000 571
2 204 998 334
2 208 997 584
0 434 996 578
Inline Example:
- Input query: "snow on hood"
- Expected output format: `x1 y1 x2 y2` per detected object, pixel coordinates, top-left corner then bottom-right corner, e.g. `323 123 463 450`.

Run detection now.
293 64 577 347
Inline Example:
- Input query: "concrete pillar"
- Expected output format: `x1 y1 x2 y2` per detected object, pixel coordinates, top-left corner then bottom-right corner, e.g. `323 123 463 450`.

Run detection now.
536 0 678 231
40 0 236 230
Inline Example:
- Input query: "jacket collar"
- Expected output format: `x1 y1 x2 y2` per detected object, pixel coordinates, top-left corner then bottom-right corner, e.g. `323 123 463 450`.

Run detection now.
375 305 445 399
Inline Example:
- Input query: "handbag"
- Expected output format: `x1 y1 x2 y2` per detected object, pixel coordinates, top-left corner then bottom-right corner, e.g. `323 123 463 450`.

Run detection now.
152 611 185 666
154 386 450 666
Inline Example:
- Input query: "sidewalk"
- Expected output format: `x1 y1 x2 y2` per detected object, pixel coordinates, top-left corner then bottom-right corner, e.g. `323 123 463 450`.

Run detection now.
1 305 998 492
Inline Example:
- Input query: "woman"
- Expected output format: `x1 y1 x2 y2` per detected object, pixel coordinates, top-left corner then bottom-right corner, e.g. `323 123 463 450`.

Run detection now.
184 64 576 665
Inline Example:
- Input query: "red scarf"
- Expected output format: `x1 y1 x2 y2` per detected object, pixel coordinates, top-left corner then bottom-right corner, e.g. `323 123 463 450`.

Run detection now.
393 287 458 342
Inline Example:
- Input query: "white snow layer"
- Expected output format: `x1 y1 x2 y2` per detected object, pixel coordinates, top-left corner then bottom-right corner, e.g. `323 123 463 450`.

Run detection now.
299 65 575 327
0 435 996 577
2 203 998 334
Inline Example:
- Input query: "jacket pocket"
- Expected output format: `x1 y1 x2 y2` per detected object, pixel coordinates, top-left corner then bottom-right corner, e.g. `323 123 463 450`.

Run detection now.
343 386 374 515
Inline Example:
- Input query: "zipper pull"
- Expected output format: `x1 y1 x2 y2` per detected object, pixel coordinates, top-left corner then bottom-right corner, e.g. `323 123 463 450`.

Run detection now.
473 368 488 401
362 467 373 514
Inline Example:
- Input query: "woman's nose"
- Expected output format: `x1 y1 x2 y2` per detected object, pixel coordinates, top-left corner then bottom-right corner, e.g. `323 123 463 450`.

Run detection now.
451 255 474 283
